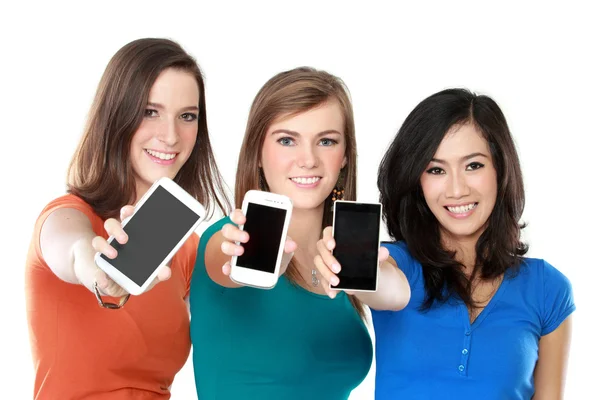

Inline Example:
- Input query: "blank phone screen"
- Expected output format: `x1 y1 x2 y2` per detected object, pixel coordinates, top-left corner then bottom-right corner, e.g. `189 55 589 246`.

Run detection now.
237 203 286 273
333 202 381 290
100 185 201 286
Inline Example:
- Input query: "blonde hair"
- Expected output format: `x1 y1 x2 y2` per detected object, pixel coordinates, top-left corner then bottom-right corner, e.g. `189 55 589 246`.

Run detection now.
234 67 364 318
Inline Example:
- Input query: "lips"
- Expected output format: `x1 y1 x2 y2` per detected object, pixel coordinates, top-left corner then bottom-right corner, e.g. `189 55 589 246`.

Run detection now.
145 149 177 160
290 176 321 185
445 203 477 214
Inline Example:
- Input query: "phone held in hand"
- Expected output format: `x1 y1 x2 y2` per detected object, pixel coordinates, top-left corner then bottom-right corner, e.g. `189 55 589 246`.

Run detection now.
94 177 206 295
331 201 382 292
230 190 293 289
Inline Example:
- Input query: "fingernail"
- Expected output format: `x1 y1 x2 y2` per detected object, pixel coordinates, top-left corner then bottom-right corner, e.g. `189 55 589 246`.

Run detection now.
330 276 339 286
328 291 336 299
328 240 335 250
332 263 341 273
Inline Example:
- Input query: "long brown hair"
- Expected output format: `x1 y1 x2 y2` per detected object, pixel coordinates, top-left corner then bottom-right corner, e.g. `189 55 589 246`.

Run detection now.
234 67 364 318
68 38 229 219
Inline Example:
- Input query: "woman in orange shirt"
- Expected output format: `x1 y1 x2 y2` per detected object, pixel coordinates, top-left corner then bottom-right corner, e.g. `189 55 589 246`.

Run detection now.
25 38 228 399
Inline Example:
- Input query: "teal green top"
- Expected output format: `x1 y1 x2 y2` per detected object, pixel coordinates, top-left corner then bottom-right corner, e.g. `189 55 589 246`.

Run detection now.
190 217 373 399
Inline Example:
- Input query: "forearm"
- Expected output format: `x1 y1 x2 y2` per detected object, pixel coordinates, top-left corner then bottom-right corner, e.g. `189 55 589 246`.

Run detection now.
40 208 97 289
71 233 101 291
532 317 572 400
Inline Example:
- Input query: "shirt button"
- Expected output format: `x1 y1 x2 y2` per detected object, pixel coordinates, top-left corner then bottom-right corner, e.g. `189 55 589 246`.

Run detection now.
462 349 469 355
458 365 465 372
465 331 471 336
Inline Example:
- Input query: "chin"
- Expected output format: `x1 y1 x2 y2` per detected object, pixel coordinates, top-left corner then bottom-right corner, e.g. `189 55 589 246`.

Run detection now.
288 195 326 211
441 223 485 240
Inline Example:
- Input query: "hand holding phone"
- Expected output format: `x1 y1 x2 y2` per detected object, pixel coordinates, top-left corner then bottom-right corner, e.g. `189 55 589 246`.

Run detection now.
91 206 170 298
229 190 293 289
93 177 206 295
314 201 383 296
218 210 297 280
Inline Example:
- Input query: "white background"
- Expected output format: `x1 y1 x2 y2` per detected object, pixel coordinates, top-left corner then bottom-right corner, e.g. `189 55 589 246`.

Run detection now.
1 1 598 398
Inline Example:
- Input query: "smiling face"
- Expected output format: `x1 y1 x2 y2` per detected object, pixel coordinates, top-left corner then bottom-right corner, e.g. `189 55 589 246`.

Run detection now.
260 99 347 210
129 68 200 196
420 123 498 244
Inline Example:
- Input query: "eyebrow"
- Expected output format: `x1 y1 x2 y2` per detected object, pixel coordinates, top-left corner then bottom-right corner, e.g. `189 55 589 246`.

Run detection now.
270 129 342 137
147 102 199 112
431 152 489 164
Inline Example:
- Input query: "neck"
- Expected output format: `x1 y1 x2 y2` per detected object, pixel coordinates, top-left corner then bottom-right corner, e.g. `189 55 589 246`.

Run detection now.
441 230 480 276
134 180 151 205
288 203 325 266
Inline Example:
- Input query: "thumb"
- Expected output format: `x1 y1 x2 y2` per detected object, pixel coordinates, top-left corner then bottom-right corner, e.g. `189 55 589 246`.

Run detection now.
94 268 110 293
282 250 294 268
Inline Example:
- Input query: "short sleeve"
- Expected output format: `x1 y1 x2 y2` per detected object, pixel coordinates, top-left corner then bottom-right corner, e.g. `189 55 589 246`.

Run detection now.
541 260 575 335
382 241 419 286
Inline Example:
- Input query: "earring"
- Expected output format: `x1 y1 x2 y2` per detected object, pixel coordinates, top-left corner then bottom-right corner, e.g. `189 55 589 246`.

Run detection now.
331 187 344 201
331 169 345 201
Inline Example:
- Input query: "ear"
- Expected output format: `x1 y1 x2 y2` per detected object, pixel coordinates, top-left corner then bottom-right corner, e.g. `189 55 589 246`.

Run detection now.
341 156 347 169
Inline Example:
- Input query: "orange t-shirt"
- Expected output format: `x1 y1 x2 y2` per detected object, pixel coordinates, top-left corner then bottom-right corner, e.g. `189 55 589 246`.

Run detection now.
25 194 199 400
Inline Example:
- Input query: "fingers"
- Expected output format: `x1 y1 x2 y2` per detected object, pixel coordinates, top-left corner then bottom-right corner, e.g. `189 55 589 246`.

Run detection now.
313 254 338 298
220 223 247 257
92 236 118 259
222 262 232 276
120 205 135 222
155 265 172 282
94 268 127 297
284 237 297 254
322 226 335 250
222 223 248 244
378 246 390 263
144 266 172 292
104 218 128 244
229 209 246 226
221 240 244 257
316 238 340 273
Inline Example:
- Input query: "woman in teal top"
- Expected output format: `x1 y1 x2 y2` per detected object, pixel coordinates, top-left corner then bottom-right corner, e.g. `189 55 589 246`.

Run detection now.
189 67 410 399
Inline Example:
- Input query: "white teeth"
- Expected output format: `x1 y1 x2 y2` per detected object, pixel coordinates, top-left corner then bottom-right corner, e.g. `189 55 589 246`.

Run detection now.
447 203 476 214
291 177 320 184
146 149 176 160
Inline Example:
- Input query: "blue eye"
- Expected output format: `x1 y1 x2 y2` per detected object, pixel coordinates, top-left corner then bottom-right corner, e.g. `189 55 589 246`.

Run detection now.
278 137 295 146
426 167 445 175
181 113 198 122
466 162 484 171
319 138 338 146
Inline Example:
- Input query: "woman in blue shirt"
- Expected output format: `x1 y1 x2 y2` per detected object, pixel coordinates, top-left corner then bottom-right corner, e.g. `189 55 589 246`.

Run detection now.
190 67 410 399
317 88 574 399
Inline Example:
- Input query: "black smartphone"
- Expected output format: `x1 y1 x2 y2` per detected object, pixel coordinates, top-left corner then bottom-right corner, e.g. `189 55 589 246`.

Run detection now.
331 201 381 291
94 178 205 295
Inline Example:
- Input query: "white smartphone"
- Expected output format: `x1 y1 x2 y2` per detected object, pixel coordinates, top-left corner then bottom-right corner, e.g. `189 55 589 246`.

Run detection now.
230 190 293 289
330 201 382 292
94 177 206 295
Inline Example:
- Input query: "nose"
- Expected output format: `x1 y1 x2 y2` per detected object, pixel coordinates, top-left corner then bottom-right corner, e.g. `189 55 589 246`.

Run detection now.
156 118 179 147
297 143 319 169
446 171 470 199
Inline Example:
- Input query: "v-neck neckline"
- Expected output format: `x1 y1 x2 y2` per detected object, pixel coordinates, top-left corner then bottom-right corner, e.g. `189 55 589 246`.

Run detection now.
461 274 508 331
